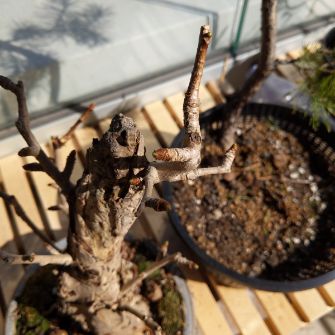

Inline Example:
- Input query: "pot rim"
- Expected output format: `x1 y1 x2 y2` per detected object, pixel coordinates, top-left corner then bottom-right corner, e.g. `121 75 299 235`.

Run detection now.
163 102 335 292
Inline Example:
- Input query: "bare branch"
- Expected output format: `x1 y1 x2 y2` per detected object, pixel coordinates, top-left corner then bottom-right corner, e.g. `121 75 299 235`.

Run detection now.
120 252 197 299
152 147 198 162
183 25 212 149
0 75 73 195
0 249 72 265
62 150 77 180
52 103 96 150
117 305 162 335
222 0 277 148
22 162 44 172
152 25 212 169
0 191 62 253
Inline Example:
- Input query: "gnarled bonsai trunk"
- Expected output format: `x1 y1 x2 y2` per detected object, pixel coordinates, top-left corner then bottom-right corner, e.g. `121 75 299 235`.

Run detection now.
58 114 150 333
0 25 237 335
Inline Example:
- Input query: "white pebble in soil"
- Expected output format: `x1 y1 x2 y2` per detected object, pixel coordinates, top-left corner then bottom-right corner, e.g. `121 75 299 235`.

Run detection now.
310 183 318 193
213 209 223 220
298 167 306 174
290 172 299 179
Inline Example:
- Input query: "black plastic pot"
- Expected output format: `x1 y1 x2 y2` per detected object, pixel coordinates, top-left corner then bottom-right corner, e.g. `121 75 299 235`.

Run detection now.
163 102 335 292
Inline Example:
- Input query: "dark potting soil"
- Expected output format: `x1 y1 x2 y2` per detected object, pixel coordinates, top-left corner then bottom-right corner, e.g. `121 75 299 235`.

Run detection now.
16 241 184 335
172 119 335 280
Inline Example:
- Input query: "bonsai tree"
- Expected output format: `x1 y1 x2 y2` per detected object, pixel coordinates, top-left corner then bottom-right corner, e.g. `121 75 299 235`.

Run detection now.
294 36 335 129
0 26 236 334
221 0 277 149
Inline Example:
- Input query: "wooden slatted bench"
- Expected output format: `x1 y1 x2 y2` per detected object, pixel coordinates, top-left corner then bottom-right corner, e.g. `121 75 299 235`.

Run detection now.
0 50 334 335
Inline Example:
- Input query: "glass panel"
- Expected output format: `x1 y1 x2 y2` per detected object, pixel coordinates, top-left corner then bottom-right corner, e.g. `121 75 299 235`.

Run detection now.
234 0 335 50
0 0 334 130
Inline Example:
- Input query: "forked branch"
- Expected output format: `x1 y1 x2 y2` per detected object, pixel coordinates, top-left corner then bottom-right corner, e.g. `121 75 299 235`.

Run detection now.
0 76 73 195
135 26 237 215
51 103 95 150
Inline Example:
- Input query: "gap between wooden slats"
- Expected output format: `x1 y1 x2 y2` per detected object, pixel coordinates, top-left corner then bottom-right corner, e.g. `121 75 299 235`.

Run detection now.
23 145 65 240
319 283 335 306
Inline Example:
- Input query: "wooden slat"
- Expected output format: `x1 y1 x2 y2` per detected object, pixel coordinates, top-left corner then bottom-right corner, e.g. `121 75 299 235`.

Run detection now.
255 291 303 335
184 268 233 335
0 154 46 253
287 290 331 322
276 54 303 84
0 179 25 306
143 101 179 147
216 286 271 335
286 49 303 60
319 282 335 306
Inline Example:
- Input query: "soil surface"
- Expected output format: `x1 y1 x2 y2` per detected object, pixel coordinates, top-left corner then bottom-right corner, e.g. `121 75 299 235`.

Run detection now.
16 240 184 335
172 118 335 280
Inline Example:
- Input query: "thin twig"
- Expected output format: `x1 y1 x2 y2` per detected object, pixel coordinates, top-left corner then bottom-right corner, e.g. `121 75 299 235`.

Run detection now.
120 252 197 299
0 191 62 253
52 103 96 150
118 305 162 335
0 76 73 195
0 249 72 265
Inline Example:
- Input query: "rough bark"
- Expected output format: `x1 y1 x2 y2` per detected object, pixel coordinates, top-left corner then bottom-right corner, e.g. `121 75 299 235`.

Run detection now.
221 0 277 149
0 25 237 334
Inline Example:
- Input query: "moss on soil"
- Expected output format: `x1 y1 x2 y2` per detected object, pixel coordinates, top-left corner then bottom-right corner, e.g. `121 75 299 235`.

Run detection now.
16 242 185 335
